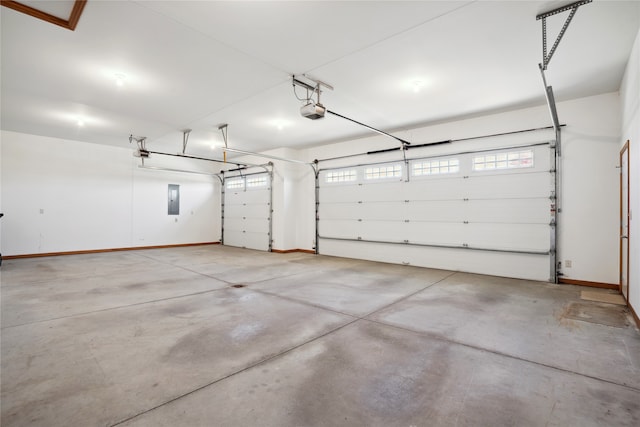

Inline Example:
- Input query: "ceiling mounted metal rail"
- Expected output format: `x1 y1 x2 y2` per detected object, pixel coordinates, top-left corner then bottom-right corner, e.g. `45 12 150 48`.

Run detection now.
537 0 592 70
325 109 412 147
222 146 310 165
138 165 217 176
215 123 312 170
146 150 242 166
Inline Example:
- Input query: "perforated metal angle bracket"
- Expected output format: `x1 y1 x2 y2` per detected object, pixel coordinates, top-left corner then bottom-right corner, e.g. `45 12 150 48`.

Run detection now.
181 129 191 154
537 0 592 70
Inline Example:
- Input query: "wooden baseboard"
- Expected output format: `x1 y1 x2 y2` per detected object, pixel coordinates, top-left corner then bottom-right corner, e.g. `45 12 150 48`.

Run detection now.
1 242 220 260
558 278 620 291
271 248 316 254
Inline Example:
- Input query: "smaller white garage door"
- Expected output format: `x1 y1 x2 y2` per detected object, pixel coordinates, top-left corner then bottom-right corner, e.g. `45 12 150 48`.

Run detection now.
223 173 272 251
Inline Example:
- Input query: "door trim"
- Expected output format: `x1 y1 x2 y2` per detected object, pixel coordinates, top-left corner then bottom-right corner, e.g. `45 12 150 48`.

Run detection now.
620 140 630 301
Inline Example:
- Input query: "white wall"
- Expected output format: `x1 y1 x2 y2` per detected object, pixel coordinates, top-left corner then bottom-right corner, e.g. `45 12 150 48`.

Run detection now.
620 28 640 317
0 131 220 256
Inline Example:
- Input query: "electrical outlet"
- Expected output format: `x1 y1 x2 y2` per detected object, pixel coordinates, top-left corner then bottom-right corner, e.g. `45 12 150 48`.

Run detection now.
39 209 44 214
565 260 572 268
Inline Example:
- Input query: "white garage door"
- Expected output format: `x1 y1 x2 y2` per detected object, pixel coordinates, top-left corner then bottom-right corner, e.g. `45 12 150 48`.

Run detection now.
223 173 272 251
317 142 555 281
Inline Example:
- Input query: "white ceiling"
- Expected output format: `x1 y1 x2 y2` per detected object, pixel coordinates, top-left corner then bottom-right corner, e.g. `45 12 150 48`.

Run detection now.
1 1 639 158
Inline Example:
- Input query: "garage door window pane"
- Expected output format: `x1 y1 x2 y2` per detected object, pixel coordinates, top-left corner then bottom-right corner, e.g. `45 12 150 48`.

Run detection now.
246 176 268 188
473 149 534 171
226 179 244 189
413 158 459 176
365 164 402 180
326 170 357 183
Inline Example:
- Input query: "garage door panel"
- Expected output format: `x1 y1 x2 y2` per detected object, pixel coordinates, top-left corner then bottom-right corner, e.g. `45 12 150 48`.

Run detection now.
225 204 249 217
226 203 270 215
320 219 361 239
320 184 361 203
359 181 404 200
319 239 550 282
242 218 270 233
359 201 406 221
406 200 466 222
224 230 246 246
467 173 550 198
224 192 246 205
241 232 271 251
242 189 271 204
242 209 270 220
360 220 405 241
404 178 466 200
319 202 362 219
465 199 549 223
224 218 245 231
406 222 465 246
466 223 550 252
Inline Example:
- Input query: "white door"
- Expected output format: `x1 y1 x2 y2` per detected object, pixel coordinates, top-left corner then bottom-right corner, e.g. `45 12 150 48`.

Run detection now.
620 142 630 300
223 173 272 251
318 143 553 281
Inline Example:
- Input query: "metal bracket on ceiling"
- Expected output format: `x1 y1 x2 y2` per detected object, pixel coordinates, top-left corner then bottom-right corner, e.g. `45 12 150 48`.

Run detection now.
181 129 191 154
218 123 229 163
292 74 334 105
537 0 592 70
129 134 149 159
293 74 412 149
218 124 228 149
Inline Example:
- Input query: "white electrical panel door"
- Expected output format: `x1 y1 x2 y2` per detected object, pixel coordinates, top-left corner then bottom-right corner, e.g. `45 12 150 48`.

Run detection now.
223 174 271 251
318 143 553 281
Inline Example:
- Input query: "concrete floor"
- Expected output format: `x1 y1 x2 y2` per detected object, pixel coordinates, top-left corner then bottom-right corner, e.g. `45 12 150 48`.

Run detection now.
1 245 639 427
